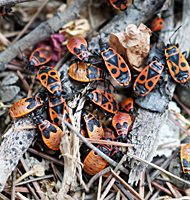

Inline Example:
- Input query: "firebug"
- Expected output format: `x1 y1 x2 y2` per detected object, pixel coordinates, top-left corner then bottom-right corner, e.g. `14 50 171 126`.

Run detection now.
180 144 190 177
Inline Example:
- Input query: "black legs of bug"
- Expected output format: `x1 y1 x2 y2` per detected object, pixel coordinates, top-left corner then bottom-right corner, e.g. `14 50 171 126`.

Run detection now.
132 0 141 11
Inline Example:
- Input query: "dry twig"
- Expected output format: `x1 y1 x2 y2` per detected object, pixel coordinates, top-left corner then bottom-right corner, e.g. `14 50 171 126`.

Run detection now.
0 0 35 7
127 153 190 186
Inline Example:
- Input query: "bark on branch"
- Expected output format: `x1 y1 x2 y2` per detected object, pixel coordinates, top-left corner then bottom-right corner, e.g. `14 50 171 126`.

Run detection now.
0 0 35 7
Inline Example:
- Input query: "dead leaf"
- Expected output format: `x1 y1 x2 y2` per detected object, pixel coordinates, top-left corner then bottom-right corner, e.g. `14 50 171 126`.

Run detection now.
109 23 151 72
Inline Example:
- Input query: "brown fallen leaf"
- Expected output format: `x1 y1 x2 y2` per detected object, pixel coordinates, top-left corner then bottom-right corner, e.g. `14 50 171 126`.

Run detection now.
109 23 151 72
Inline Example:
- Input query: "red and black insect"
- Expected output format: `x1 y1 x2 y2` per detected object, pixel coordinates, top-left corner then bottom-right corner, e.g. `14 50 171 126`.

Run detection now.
67 37 89 63
82 110 104 139
35 116 62 150
133 60 164 96
154 26 190 84
112 111 131 142
83 128 121 176
37 66 62 98
25 47 52 69
103 128 121 163
48 96 69 126
180 144 190 177
121 97 134 113
120 97 136 131
86 90 119 114
151 16 164 32
108 0 129 11
165 44 190 83
0 5 12 16
0 4 22 24
69 62 103 82
83 145 108 175
99 38 131 87
10 97 43 118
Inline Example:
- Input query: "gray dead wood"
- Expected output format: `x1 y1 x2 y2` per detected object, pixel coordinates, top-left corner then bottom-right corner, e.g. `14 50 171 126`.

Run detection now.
175 0 190 107
0 118 35 192
88 0 174 185
0 0 89 71
127 1 177 185
0 0 35 6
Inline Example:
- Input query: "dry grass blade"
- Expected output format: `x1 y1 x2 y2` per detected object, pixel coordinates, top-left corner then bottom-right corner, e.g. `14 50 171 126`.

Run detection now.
27 148 64 167
20 157 45 199
97 176 102 200
142 150 178 187
102 155 127 190
0 193 10 200
151 181 173 196
12 0 50 44
16 192 29 200
175 113 190 125
112 184 128 200
161 174 182 198
17 70 30 91
80 138 134 147
11 170 16 200
173 94 190 116
86 167 111 190
100 171 120 200
168 114 190 137
139 170 145 198
127 153 190 186
111 169 145 200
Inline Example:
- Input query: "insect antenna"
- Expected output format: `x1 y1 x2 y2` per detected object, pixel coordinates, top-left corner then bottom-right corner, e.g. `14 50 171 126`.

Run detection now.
169 25 182 44
151 31 165 47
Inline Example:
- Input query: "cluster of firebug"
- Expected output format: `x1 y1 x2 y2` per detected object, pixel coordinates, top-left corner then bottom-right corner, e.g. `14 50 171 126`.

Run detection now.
8 13 190 177
80 91 135 175
9 48 69 151
65 25 190 176
67 27 190 100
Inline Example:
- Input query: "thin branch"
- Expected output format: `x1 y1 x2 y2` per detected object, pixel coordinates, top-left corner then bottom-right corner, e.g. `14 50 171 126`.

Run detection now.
102 155 127 190
86 167 112 190
100 171 120 200
5 175 54 188
0 0 35 6
111 169 145 200
142 150 178 187
12 0 50 44
27 148 64 167
168 114 190 137
173 94 190 116
0 0 89 70
80 138 134 147
20 157 45 199
127 153 190 186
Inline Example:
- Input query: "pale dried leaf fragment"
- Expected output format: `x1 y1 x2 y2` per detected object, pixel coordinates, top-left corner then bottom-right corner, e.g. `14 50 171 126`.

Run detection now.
15 164 45 184
61 19 90 39
109 23 151 72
